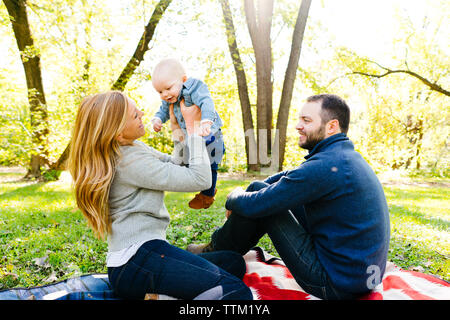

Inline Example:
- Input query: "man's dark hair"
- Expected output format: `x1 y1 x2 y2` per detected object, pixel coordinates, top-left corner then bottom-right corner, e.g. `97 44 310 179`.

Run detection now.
306 94 350 134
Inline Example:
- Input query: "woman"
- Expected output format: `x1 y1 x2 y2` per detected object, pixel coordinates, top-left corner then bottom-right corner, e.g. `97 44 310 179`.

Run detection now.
68 91 252 300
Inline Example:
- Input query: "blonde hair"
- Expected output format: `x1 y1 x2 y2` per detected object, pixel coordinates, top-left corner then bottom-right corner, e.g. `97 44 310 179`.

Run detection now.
68 91 129 239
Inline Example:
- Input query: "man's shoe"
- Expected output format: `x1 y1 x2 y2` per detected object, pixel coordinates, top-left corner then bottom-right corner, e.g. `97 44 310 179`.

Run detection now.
188 189 217 209
186 242 214 254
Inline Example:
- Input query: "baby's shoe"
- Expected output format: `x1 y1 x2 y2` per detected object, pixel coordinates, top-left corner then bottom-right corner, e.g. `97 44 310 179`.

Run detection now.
188 189 217 209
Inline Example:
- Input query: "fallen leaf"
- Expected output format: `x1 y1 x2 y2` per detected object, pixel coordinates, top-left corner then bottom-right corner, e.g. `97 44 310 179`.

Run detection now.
32 255 50 268
424 260 433 267
408 265 424 272
43 271 58 283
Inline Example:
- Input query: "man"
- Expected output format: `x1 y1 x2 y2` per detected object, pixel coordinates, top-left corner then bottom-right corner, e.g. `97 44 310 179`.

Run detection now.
188 94 390 300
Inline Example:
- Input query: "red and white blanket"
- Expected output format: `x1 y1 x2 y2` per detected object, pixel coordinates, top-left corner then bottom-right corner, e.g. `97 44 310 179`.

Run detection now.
243 247 450 300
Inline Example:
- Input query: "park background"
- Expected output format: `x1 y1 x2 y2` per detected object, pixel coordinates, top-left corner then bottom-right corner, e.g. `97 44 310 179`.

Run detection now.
0 0 449 290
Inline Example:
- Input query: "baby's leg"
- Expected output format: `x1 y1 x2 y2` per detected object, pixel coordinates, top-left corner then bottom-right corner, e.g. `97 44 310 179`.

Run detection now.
201 163 218 197
169 103 185 142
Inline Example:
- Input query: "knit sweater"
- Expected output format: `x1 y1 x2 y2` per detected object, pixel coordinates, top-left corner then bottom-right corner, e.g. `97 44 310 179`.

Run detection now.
107 135 211 254
225 133 390 294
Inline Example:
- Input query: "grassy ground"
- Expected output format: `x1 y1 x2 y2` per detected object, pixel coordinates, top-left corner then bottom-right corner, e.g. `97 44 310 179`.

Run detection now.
0 169 448 290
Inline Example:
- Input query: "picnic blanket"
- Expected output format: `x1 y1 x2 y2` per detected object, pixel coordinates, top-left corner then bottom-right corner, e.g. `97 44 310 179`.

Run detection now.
1 247 448 300
243 247 450 300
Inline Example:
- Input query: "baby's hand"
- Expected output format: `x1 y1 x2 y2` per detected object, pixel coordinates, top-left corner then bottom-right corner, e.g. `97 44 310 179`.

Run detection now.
152 118 163 132
199 121 212 137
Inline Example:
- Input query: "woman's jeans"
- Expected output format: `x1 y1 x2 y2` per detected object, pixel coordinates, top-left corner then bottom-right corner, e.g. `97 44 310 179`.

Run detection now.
107 239 253 300
210 181 357 300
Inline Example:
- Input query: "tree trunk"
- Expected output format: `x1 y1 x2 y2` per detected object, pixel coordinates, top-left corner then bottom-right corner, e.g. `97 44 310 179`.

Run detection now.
244 0 274 166
276 0 312 170
221 0 311 172
4 0 49 179
219 0 258 171
51 0 173 172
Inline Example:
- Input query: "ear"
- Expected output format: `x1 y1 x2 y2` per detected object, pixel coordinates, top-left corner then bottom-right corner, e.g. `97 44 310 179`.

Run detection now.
182 75 188 82
326 119 341 136
116 133 124 144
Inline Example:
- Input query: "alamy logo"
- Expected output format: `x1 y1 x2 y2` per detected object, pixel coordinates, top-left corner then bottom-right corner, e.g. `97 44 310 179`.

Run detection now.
366 265 381 290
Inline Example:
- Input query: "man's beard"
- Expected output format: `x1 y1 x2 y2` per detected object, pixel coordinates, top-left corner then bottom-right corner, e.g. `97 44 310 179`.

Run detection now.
299 125 326 151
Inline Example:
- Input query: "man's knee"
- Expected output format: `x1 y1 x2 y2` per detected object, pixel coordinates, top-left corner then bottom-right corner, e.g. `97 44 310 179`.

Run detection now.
246 180 269 192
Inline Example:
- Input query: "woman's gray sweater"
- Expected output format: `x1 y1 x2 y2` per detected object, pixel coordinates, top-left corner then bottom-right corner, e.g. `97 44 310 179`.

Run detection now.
107 135 211 254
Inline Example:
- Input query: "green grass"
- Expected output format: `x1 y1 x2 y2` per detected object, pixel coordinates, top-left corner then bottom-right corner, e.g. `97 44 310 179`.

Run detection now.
0 171 448 290
383 184 449 279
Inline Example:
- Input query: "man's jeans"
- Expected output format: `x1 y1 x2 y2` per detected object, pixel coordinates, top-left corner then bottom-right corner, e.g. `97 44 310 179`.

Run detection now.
108 240 253 300
211 181 357 300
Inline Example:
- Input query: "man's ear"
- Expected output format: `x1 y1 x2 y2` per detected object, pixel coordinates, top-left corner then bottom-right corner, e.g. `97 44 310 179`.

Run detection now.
326 119 341 136
182 75 188 82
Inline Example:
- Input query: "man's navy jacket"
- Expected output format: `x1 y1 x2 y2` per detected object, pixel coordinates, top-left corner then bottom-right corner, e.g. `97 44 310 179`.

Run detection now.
226 133 390 294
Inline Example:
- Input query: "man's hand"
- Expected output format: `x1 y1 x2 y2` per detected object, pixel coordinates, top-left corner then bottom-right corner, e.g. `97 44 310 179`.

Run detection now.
152 118 163 132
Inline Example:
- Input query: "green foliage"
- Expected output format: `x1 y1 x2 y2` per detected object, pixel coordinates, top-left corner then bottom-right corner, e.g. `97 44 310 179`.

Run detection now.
295 3 449 177
204 49 249 172
0 0 448 177
0 71 31 166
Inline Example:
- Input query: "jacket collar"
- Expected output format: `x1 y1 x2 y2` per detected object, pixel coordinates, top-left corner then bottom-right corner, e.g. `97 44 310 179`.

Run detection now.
304 133 349 160
176 77 194 101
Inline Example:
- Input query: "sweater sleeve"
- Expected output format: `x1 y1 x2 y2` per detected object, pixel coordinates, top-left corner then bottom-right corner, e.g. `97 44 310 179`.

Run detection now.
225 159 332 218
118 136 211 192
263 170 288 184
137 141 183 165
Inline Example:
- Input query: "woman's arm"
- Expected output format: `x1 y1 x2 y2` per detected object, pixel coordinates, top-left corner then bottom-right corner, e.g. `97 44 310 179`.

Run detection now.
117 102 212 192
118 136 211 192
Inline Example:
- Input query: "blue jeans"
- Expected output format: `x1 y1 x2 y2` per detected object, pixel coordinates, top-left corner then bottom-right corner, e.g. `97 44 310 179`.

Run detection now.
201 130 225 197
201 163 218 197
211 181 357 300
107 240 252 300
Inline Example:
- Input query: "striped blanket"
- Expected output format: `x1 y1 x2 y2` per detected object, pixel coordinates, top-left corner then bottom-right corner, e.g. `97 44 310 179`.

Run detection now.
243 247 450 300
0 247 448 300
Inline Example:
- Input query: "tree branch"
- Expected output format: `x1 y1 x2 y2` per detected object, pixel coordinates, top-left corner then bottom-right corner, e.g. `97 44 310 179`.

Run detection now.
243 0 258 48
50 0 172 172
111 0 172 91
349 69 449 96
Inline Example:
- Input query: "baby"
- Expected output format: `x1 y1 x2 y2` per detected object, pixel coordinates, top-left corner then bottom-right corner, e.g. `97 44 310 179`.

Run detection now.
151 58 225 210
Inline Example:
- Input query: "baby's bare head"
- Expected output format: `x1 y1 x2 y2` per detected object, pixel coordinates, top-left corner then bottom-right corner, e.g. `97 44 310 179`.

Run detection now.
152 59 187 103
152 58 186 85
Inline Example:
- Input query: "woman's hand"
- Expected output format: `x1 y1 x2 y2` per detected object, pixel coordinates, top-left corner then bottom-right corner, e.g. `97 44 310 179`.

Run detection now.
169 104 185 142
180 99 202 136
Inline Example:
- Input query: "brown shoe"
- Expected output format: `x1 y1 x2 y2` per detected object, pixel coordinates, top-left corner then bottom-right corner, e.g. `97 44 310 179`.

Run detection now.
188 189 217 209
186 242 214 254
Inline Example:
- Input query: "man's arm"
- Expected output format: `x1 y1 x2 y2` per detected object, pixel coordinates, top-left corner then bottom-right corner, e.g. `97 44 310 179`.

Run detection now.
263 170 288 184
225 160 331 218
